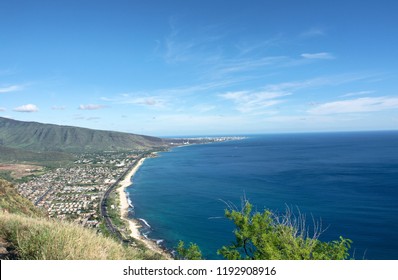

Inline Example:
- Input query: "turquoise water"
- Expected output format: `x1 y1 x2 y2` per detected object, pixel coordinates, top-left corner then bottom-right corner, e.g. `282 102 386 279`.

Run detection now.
127 131 398 259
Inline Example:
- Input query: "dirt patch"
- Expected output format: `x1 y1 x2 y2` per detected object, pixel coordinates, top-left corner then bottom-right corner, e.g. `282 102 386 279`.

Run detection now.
0 164 43 179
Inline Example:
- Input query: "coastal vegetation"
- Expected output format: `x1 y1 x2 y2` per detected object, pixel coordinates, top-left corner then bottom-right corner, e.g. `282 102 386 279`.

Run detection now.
178 200 352 260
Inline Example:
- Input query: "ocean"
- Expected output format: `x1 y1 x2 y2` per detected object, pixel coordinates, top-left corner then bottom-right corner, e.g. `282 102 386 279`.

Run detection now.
127 131 398 259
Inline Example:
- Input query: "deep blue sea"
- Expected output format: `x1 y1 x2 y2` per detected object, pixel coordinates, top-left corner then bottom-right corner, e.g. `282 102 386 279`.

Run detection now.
127 131 398 259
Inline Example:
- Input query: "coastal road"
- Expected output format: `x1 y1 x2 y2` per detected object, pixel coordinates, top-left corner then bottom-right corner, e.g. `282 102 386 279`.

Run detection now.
99 154 145 244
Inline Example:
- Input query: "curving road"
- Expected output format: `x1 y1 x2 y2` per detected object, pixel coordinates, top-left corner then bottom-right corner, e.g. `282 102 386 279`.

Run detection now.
99 155 145 244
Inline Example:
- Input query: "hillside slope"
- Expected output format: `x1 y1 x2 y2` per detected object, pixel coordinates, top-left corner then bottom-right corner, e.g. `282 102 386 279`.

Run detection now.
0 179 164 260
0 179 45 216
0 213 164 260
0 117 164 153
0 146 75 166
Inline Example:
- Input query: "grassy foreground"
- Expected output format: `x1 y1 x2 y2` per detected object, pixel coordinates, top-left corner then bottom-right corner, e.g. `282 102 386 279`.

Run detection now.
0 179 164 260
0 213 162 260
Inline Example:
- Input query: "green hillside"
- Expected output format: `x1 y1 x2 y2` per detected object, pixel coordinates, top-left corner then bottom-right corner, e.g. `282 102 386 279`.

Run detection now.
0 146 75 166
0 117 165 153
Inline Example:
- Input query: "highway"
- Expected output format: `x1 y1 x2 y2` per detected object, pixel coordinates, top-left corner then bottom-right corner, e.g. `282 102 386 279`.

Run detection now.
99 155 145 244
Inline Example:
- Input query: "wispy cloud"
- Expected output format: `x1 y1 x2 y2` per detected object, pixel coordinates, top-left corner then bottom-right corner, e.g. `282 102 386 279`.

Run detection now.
0 84 24 93
341 90 375 97
213 56 288 77
300 28 326 38
126 96 167 107
164 35 195 63
86 117 101 121
13 104 39 112
220 90 290 113
219 73 383 114
301 52 335 60
102 80 236 110
235 35 284 56
265 72 379 92
78 104 107 110
51 105 66 110
102 94 167 108
0 107 6 112
163 80 237 95
161 18 224 64
73 115 101 121
308 96 398 115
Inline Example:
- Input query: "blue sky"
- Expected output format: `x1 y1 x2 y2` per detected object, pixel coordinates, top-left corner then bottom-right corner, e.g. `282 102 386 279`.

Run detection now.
1 0 397 136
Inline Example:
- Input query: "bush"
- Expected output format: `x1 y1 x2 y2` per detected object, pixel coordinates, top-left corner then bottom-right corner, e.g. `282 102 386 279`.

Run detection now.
218 201 352 260
176 241 203 260
178 200 352 260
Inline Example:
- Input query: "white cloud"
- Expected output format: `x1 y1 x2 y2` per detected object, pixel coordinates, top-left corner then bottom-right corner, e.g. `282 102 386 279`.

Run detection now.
78 104 107 110
301 52 335 60
308 96 398 115
0 107 6 112
13 104 39 112
0 85 24 93
220 90 290 113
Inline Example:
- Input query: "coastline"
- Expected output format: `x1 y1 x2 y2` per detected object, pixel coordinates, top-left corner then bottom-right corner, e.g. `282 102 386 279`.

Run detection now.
116 156 171 258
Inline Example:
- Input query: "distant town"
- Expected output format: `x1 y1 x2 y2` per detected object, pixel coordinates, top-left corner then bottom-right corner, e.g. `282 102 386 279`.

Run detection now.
167 136 247 146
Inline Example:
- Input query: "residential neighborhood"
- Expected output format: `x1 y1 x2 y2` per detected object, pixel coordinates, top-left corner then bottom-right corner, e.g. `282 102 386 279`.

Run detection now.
16 152 140 228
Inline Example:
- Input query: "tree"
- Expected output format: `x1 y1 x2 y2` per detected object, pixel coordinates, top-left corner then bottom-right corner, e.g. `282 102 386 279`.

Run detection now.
217 200 352 260
176 241 203 260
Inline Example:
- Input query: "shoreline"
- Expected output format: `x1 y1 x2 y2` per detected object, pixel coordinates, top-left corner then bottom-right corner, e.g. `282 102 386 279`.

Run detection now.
116 156 171 258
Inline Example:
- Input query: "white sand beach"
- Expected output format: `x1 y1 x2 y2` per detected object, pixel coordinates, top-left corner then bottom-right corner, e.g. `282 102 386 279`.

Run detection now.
116 157 170 258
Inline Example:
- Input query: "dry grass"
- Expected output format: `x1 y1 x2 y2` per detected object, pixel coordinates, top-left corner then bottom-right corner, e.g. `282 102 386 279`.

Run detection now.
0 164 43 180
0 213 164 260
0 179 45 217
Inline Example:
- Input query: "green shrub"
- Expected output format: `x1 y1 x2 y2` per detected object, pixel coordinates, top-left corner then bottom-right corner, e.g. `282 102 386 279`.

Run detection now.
178 200 352 260
218 201 352 260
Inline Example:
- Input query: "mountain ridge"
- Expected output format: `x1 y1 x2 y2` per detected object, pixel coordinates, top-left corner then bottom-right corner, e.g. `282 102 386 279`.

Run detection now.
0 117 165 154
